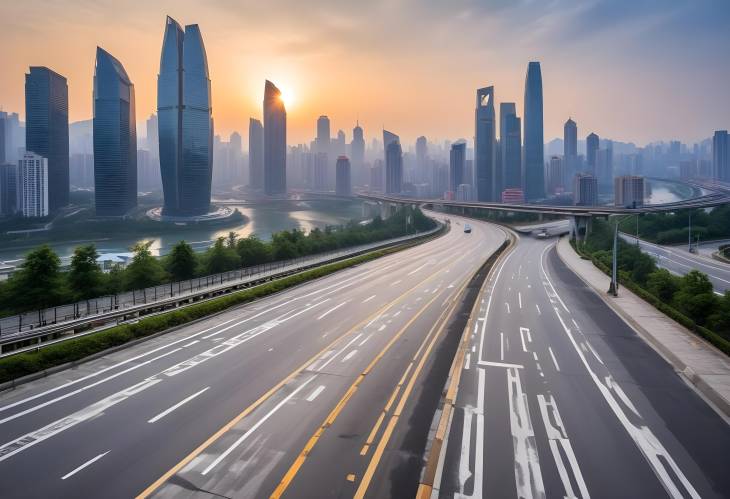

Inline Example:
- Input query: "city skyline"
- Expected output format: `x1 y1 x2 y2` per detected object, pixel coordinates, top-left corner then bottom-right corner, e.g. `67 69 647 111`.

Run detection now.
1 1 728 146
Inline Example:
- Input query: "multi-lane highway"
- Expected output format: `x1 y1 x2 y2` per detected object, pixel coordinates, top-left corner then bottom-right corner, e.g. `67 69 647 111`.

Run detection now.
434 235 730 498
0 211 506 498
622 235 730 294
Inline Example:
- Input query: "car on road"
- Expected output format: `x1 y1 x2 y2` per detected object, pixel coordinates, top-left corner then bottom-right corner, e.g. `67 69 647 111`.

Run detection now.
464 224 472 233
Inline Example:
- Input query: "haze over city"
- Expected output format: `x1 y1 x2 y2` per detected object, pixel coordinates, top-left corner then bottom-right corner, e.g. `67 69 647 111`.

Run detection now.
1 0 729 145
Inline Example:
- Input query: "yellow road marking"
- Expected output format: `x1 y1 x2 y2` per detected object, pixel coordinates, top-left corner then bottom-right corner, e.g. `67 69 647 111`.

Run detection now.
346 474 356 482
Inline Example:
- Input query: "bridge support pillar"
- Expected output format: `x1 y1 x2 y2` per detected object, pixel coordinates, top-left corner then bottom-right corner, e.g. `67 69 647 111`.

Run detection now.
571 215 592 242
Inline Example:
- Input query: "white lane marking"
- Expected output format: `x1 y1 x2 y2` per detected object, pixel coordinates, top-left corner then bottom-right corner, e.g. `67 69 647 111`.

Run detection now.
548 347 560 372
519 327 529 352
183 340 200 347
306 385 326 402
342 350 358 363
456 368 485 497
394 310 402 317
201 376 315 475
478 252 514 363
61 451 109 480
378 324 386 332
500 332 505 361
408 263 428 275
147 387 210 423
477 360 524 369
317 300 350 320
539 245 701 499
526 329 533 343
471 345 476 353
0 348 181 426
506 302 511 314
363 294 376 303
518 292 523 309
390 280 402 286
359 334 372 347
315 334 363 372
535 304 541 315
586 342 604 365
464 353 471 370
538 394 589 499
507 367 545 499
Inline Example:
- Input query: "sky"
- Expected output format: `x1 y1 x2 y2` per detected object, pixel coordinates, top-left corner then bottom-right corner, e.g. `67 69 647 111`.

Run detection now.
0 0 728 148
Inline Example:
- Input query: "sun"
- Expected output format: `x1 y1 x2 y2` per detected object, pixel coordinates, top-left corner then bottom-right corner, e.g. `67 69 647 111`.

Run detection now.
279 88 295 108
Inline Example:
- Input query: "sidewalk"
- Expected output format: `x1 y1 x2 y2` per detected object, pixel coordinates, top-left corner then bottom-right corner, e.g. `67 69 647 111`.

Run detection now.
556 236 730 419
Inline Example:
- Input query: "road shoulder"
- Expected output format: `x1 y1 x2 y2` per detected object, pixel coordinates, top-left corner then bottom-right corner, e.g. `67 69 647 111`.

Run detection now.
555 235 730 419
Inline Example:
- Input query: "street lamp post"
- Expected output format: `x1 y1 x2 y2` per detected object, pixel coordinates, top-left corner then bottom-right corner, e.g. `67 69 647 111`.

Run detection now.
609 218 619 296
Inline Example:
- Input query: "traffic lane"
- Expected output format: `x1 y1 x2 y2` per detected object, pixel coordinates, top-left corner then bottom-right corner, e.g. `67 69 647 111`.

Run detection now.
145 235 493 498
543 243 730 497
0 222 473 438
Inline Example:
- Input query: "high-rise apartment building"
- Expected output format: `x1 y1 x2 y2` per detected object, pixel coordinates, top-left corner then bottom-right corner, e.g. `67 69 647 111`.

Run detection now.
263 80 287 195
18 152 48 217
351 122 365 182
25 66 69 212
384 130 402 194
523 62 544 201
0 163 17 215
713 130 729 181
158 16 213 215
335 156 351 196
475 86 496 201
564 118 578 179
586 132 599 175
546 156 564 194
248 118 264 189
500 103 521 193
573 173 597 206
614 175 645 208
93 47 137 216
449 141 466 193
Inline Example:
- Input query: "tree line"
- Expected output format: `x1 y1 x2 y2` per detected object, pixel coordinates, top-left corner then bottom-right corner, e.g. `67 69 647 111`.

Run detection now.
0 208 434 317
628 205 730 245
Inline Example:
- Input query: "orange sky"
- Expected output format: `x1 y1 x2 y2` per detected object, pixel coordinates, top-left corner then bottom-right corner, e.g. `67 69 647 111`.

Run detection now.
1 1 728 147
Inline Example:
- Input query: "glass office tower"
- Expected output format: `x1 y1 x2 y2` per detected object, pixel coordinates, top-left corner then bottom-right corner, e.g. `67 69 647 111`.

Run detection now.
523 61 545 201
93 47 137 216
158 16 213 216
263 80 287 195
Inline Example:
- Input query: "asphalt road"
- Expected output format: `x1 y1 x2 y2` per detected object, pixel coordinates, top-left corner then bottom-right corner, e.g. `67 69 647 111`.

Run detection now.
0 211 506 498
622 235 730 294
435 234 730 499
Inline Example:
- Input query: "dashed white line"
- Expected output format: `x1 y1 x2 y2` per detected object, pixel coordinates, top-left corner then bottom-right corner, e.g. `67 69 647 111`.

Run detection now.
390 280 402 286
464 353 471 370
548 347 561 372
317 300 350 320
306 385 326 402
182 340 200 348
342 350 358 363
535 304 541 315
61 451 109 480
359 334 372 347
518 292 523 309
363 295 376 303
148 387 210 423
500 332 505 360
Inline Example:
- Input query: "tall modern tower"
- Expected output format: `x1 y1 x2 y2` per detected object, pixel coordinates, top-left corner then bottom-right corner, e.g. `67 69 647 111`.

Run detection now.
713 130 729 182
564 118 578 181
523 62 544 201
263 80 287 195
93 47 137 216
475 86 496 202
316 116 331 154
586 132 600 175
351 122 364 167
500 103 521 192
383 130 402 194
158 16 213 216
25 66 69 212
248 118 264 189
449 141 466 193
335 156 352 196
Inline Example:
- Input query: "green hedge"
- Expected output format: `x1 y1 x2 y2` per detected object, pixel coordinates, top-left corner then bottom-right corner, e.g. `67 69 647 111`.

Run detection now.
573 239 730 356
0 241 424 385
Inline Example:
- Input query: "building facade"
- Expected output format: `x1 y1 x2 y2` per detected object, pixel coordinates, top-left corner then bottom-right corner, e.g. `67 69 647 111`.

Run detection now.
573 173 598 206
93 47 137 216
248 118 264 189
263 80 287 195
586 132 599 176
449 141 466 193
713 130 729 182
335 156 351 196
614 175 645 208
18 152 48 217
475 86 496 202
564 118 578 179
523 62 544 201
384 130 402 194
25 66 69 212
500 103 522 193
158 16 214 216
546 156 564 195
0 163 17 215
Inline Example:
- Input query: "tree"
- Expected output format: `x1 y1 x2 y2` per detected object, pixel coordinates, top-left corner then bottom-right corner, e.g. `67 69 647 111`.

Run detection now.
166 241 198 281
203 237 240 274
68 244 104 300
6 245 65 311
646 269 680 303
124 241 167 290
673 270 718 325
708 292 730 339
236 235 270 267
226 231 238 249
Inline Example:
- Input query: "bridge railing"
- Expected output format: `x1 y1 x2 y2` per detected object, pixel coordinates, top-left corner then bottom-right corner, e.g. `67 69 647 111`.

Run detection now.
0 225 441 342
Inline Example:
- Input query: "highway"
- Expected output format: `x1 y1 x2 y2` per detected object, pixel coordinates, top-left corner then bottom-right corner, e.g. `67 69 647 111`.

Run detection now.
0 211 506 498
622 235 730 294
434 234 730 498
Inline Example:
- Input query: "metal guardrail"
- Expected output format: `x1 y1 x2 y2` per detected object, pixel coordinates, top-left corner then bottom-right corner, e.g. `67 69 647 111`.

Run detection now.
0 225 442 347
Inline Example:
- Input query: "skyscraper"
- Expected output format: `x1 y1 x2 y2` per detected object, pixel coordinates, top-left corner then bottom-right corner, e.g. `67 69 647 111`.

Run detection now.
415 135 428 184
564 118 577 179
158 16 213 216
316 115 331 154
449 141 466 194
0 163 17 215
573 173 597 206
263 80 287 195
335 156 351 196
523 62 544 201
93 47 137 216
586 132 599 175
384 130 402 194
713 130 729 182
500 103 521 192
248 118 264 189
546 156 564 195
25 66 69 212
475 86 496 202
18 152 48 217
351 122 365 183
614 175 645 208
0 113 5 164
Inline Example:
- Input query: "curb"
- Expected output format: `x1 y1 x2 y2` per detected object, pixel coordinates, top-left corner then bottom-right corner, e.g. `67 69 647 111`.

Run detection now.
416 227 517 498
555 236 730 418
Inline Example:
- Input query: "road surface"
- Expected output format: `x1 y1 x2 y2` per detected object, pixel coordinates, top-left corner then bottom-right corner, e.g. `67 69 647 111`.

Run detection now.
435 234 730 498
622 235 730 294
0 211 506 498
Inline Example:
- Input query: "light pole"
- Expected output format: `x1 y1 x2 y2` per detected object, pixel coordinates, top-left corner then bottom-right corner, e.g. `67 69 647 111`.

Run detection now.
688 210 693 253
609 219 619 296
